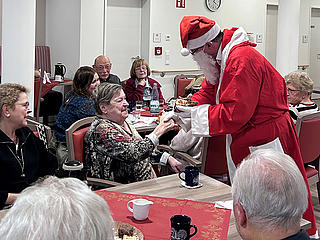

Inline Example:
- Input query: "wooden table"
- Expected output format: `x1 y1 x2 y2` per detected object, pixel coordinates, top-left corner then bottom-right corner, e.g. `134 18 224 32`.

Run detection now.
107 173 311 240
108 173 236 239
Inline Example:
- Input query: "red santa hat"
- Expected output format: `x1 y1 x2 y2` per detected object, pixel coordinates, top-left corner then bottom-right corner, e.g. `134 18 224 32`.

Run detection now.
180 16 221 56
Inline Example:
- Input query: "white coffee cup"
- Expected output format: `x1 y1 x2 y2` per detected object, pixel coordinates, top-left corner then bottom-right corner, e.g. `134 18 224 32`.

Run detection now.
55 75 62 82
127 198 153 221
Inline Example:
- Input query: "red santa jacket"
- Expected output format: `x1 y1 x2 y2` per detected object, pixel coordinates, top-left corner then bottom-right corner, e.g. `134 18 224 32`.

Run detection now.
191 27 317 235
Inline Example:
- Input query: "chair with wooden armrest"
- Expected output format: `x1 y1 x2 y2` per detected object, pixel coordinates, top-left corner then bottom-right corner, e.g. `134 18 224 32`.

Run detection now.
156 143 202 176
65 116 122 188
174 74 198 98
296 111 320 203
158 135 228 182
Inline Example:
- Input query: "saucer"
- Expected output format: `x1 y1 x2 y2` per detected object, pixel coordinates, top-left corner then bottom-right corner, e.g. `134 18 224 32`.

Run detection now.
180 181 203 189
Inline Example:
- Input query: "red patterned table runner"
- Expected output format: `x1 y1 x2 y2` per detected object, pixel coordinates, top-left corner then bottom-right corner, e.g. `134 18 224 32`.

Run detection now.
34 79 72 107
96 190 231 240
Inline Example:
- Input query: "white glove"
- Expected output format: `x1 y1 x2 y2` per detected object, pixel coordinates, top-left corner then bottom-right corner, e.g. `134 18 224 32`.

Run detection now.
161 109 191 132
175 105 192 119
162 110 179 122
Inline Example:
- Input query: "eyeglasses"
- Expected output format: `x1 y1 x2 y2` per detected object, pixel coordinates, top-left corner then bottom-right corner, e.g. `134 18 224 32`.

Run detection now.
16 102 30 109
135 65 147 72
287 88 301 94
97 64 112 70
190 46 204 55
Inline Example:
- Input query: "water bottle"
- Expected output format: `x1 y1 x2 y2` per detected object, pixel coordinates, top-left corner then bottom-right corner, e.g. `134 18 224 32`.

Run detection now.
150 83 159 116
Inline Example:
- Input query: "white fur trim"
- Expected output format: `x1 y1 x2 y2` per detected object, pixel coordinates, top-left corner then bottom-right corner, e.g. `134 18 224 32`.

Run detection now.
216 27 249 104
226 134 236 184
187 23 221 50
190 104 211 137
181 48 190 56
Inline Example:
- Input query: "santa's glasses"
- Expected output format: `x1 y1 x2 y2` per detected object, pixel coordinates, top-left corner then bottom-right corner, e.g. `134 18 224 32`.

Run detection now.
190 46 205 55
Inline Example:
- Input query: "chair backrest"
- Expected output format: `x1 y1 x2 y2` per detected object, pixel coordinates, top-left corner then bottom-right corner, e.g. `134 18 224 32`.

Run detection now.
174 74 198 98
34 46 51 74
65 117 95 162
27 118 52 149
296 111 320 164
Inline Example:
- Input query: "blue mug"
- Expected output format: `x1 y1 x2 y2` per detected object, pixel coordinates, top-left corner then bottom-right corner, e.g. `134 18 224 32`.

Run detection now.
171 215 198 240
178 166 199 187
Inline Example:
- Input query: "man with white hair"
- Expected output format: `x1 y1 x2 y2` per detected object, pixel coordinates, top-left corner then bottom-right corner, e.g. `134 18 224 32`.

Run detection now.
232 149 310 239
168 16 317 237
0 176 114 240
93 55 121 84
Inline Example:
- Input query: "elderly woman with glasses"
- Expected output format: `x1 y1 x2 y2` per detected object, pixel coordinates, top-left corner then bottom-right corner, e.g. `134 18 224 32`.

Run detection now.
124 58 165 109
0 83 57 209
285 71 319 124
84 83 182 184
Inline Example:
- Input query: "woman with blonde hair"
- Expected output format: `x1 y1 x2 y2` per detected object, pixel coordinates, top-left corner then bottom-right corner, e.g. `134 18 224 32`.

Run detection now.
124 58 165 108
0 83 57 209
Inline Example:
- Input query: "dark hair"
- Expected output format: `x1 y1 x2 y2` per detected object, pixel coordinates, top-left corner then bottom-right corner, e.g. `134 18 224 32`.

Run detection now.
72 66 96 97
130 58 151 78
94 83 122 115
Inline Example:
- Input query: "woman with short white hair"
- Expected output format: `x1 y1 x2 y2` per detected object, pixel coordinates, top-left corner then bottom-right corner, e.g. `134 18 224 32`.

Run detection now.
0 176 114 240
285 71 319 124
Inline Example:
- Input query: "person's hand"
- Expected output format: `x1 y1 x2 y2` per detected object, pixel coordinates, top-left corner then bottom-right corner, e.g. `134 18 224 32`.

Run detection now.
167 156 183 173
175 105 192 119
138 79 146 86
152 118 177 138
162 110 179 122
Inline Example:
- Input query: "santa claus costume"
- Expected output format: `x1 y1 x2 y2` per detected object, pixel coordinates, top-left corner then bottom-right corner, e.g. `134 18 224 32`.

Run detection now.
179 16 317 237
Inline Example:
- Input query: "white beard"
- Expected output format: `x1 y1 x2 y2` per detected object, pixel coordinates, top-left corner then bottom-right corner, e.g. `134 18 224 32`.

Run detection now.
192 51 220 85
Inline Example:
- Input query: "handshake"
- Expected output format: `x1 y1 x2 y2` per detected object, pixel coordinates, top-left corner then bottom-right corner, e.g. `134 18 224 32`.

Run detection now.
162 105 193 132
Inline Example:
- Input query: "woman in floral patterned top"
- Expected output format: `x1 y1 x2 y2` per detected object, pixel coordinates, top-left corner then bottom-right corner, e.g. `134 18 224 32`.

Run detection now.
84 83 182 183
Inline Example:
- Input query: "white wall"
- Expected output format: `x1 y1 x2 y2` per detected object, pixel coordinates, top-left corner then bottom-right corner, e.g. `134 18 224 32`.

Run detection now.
105 0 142 81
79 0 104 67
46 0 81 79
146 0 267 99
2 0 36 108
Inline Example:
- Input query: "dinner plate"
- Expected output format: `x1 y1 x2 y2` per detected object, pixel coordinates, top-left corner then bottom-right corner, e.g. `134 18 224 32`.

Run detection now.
114 221 144 240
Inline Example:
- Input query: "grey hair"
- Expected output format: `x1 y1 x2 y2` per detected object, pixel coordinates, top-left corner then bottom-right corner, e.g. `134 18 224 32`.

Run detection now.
0 176 114 240
232 149 308 232
285 71 314 95
94 83 122 115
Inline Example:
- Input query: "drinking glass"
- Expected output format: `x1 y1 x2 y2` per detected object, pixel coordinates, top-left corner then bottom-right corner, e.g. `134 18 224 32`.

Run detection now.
136 101 143 111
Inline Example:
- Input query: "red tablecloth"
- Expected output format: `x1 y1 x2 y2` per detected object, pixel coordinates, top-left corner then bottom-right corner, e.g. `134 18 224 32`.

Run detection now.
96 190 231 240
34 79 72 108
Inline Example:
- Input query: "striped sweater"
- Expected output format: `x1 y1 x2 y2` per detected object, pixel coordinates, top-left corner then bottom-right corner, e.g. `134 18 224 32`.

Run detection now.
289 102 319 124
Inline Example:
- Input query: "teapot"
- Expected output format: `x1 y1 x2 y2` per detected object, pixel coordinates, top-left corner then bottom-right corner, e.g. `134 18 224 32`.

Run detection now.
54 62 67 79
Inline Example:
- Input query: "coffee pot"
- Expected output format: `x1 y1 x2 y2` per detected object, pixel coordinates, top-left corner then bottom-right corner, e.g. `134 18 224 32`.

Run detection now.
54 62 66 79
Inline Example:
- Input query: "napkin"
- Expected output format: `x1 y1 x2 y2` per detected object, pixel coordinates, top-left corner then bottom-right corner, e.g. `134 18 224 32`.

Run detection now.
214 200 233 210
43 71 51 84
